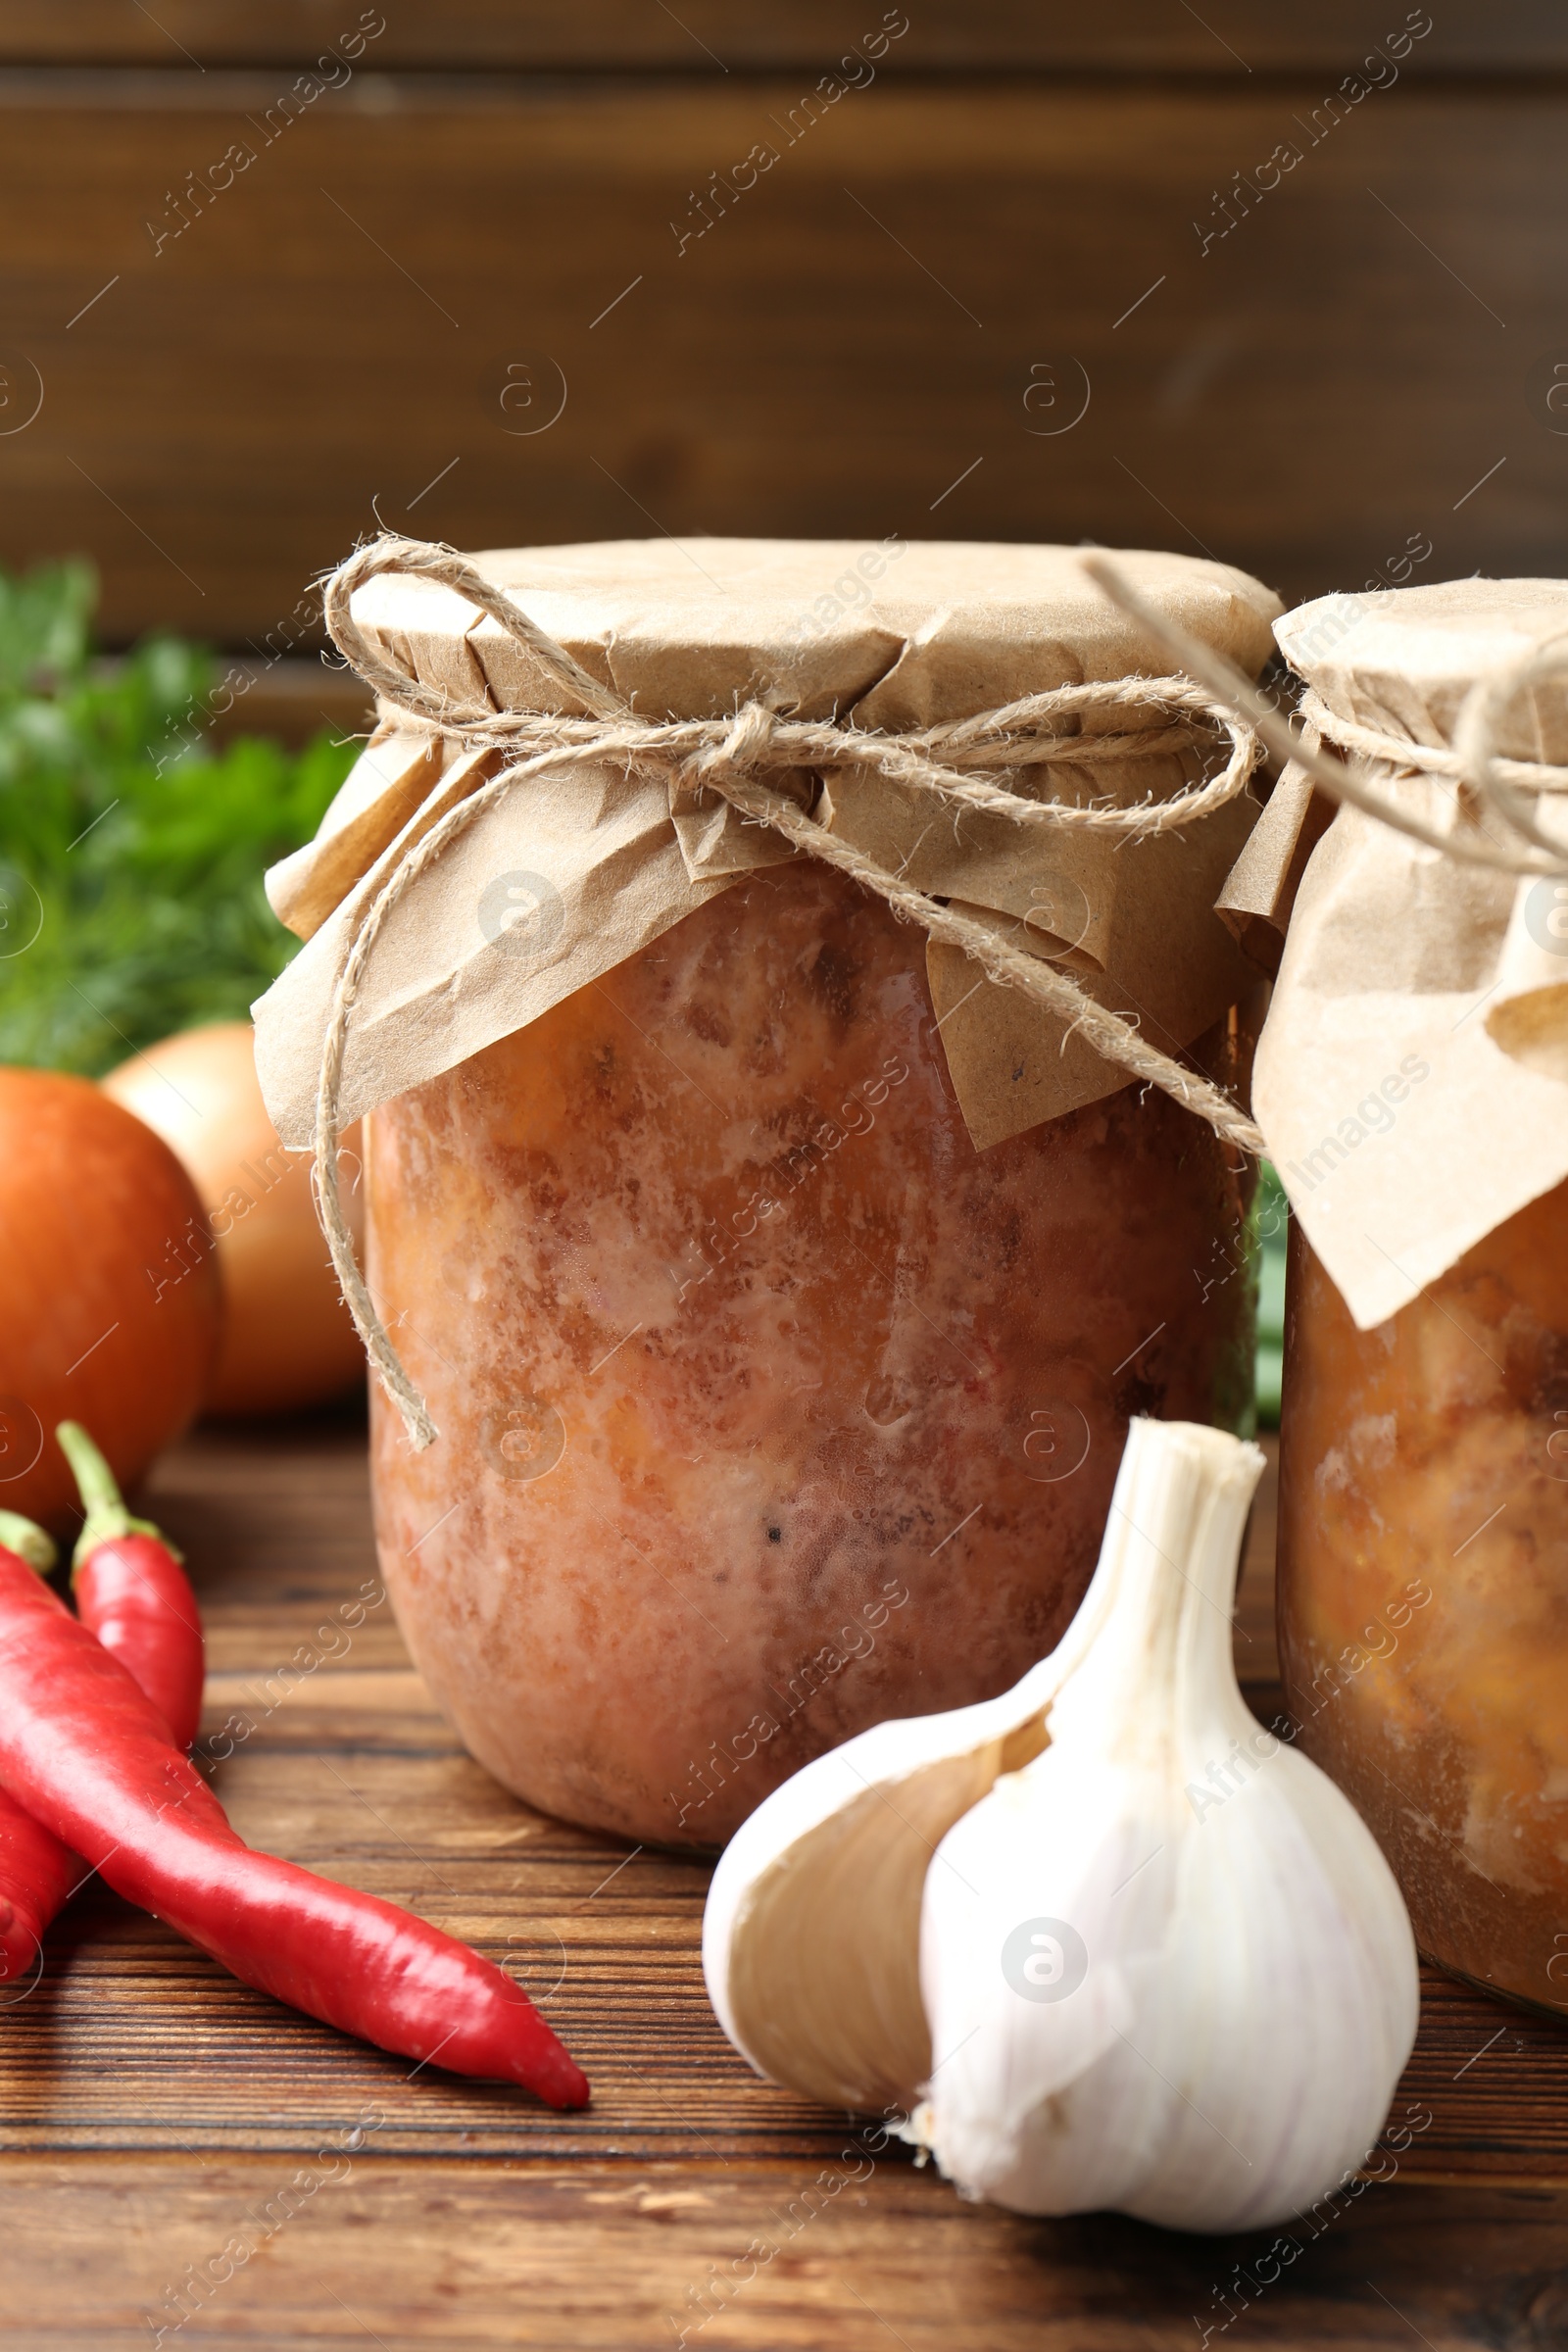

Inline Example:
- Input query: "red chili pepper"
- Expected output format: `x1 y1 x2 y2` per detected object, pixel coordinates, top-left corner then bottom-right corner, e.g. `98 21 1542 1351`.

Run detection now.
0 1789 79 1986
0 1513 79 1984
0 1523 589 2107
57 1421 204 1752
0 1420 204 1988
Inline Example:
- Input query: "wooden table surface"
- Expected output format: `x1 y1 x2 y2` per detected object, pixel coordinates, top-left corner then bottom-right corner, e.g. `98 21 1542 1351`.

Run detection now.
2 1414 1565 2350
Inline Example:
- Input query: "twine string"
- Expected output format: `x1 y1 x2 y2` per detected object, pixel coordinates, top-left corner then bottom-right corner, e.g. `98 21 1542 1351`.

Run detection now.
315 535 1271 1448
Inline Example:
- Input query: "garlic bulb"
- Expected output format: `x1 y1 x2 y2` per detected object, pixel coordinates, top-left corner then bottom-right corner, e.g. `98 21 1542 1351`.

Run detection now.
703 1418 1419 2232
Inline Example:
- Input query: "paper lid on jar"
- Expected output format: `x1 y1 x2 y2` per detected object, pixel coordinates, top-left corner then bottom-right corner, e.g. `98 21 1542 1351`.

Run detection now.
254 537 1280 1156
1277 575 1568 761
337 535 1280 730
1252 576 1568 1329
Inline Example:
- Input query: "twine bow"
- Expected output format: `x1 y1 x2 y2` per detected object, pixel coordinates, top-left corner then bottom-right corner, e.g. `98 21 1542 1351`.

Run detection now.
314 534 1267 1447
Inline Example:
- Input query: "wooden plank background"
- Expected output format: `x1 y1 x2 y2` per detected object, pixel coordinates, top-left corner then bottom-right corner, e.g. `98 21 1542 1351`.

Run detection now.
2 5 1566 74
0 1419 1565 2349
0 7 1563 648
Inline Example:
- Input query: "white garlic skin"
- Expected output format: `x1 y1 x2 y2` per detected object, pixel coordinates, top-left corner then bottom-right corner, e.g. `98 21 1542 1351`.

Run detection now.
914 1422 1419 2233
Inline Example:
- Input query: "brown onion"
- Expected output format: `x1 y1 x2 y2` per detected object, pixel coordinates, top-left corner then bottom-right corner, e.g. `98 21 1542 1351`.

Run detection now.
103 1023 365 1417
0 1067 220 1523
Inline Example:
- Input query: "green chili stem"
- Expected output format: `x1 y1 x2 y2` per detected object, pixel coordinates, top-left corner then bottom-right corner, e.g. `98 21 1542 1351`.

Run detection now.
0 1511 55 1574
55 1421 174 1576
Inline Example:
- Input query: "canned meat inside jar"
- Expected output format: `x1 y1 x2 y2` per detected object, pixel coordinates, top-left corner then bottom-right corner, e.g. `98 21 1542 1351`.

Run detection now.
367 859 1256 1845
1277 1191 1568 2017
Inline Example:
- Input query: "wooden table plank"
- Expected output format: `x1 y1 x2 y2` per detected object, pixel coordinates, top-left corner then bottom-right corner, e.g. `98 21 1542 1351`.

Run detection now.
4 2158 1566 2352
1 1415 1565 2344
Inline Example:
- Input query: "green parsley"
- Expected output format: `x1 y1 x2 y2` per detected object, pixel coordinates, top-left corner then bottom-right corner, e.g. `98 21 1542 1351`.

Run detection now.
0 559 356 1075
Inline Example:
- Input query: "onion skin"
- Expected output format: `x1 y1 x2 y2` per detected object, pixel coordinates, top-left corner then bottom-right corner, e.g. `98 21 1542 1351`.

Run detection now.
0 1069 220 1525
102 1024 365 1418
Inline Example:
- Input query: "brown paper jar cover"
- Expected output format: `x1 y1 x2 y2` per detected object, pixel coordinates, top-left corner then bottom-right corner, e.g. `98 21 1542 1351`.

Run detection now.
1253 578 1568 1329
260 538 1281 1846
255 538 1279 1153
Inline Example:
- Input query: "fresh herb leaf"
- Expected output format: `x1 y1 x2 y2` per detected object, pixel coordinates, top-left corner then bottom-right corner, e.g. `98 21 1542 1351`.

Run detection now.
1253 1160 1288 1429
0 560 356 1075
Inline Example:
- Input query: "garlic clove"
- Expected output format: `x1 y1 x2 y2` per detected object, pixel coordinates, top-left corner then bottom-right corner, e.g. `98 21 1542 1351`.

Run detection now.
913 1418 1419 2231
703 1672 1053 2115
703 1437 1154 2115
